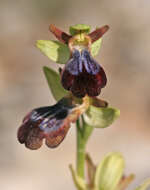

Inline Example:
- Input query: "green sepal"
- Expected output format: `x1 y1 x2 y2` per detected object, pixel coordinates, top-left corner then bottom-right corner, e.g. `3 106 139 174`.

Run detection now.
134 179 150 190
83 105 120 128
36 40 70 64
43 66 68 101
91 38 102 57
69 165 87 190
94 152 125 190
69 24 91 36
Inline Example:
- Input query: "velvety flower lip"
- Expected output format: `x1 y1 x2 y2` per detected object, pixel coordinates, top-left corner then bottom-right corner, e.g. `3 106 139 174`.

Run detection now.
17 97 89 150
17 98 76 150
61 49 107 98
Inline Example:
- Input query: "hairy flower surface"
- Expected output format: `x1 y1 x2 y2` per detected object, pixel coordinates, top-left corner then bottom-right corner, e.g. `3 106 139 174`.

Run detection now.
61 49 107 98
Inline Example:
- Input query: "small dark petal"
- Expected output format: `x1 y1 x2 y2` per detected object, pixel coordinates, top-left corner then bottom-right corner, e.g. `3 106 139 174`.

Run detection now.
88 25 109 43
49 24 71 44
25 128 43 150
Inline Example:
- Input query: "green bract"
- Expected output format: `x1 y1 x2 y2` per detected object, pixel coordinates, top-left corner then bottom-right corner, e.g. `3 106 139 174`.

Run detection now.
94 152 125 190
83 105 120 128
69 165 87 190
91 38 102 57
36 40 70 64
43 66 68 101
69 24 91 36
85 154 96 188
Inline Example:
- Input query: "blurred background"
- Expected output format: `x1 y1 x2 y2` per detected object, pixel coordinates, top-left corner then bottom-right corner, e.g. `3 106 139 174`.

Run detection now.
0 0 150 189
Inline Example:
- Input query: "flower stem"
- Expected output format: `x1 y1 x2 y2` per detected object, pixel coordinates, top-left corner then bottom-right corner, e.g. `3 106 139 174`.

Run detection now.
76 119 85 178
76 118 94 179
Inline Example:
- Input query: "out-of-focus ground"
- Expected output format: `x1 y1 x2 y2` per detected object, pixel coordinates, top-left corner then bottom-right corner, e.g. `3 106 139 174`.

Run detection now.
0 0 150 189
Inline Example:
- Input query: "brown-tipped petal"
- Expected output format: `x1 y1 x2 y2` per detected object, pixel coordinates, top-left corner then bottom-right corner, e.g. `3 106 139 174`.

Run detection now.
88 25 109 43
45 124 70 148
49 24 72 44
25 128 43 150
17 114 33 144
17 124 29 144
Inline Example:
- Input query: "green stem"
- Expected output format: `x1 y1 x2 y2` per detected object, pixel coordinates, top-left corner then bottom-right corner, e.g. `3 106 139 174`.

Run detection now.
76 118 94 179
76 119 85 178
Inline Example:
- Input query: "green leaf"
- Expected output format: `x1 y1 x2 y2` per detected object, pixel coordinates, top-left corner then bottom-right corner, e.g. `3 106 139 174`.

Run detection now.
36 40 70 64
69 24 91 36
83 105 120 128
91 38 102 57
43 66 68 101
69 165 87 190
134 179 150 190
94 152 125 190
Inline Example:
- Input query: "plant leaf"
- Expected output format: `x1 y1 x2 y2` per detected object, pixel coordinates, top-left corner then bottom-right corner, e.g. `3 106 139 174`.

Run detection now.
83 105 120 128
43 66 68 101
91 38 102 57
36 40 70 64
69 24 91 36
69 165 87 190
94 152 125 190
134 179 150 190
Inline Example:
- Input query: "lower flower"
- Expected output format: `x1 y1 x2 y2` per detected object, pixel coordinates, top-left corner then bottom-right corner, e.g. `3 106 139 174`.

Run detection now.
17 96 89 150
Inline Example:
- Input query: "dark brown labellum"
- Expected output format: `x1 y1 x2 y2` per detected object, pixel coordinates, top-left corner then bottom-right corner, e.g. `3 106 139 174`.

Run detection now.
61 49 107 98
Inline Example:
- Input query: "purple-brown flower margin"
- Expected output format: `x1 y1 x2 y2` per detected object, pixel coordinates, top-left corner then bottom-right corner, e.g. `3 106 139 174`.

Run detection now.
17 97 89 150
